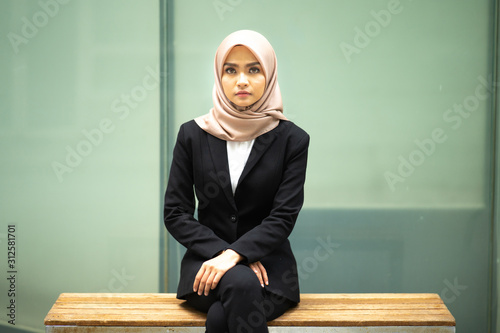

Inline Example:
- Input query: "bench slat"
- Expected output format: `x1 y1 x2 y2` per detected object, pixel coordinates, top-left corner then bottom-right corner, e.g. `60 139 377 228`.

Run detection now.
45 314 455 327
54 292 445 301
48 303 449 311
44 293 455 327
46 327 455 333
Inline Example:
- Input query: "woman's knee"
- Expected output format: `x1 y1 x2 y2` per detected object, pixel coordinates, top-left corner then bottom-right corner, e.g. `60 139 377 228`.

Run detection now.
220 265 263 296
184 292 217 313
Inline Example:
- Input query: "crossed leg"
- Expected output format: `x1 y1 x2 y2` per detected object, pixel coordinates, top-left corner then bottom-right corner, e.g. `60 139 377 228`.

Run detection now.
185 264 294 333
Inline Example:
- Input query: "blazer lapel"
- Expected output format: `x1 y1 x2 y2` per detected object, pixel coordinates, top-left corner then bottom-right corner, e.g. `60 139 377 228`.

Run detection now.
207 134 237 209
237 127 279 188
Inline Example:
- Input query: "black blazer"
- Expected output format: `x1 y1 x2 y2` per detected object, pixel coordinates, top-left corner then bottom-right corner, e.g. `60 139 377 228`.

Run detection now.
164 119 309 303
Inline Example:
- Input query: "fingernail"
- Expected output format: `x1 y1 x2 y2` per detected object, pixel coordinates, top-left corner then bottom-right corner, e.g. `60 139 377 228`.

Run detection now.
261 283 264 288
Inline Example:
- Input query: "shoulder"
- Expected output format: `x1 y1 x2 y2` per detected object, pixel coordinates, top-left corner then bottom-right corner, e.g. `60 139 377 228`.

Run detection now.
179 119 201 134
278 120 310 145
176 119 205 141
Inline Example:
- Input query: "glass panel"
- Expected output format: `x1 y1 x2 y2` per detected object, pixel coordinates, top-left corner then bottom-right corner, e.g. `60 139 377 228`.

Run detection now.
0 0 160 331
167 1 494 331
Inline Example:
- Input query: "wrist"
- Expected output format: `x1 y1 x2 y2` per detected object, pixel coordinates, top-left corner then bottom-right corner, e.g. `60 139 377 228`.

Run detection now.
224 249 243 264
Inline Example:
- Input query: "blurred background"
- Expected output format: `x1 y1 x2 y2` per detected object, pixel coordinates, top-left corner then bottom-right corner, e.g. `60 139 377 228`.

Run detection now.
0 0 499 332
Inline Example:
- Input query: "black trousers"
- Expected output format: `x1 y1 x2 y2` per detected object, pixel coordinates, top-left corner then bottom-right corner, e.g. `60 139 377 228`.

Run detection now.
184 264 295 333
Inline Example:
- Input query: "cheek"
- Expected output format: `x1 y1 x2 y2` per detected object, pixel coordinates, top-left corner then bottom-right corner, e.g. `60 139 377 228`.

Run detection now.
221 76 234 95
253 76 266 98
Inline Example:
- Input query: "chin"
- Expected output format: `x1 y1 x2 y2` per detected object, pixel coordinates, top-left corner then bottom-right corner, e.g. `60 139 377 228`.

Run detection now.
231 100 253 108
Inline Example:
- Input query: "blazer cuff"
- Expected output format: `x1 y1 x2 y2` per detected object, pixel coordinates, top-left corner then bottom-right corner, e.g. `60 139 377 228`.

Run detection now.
227 246 249 264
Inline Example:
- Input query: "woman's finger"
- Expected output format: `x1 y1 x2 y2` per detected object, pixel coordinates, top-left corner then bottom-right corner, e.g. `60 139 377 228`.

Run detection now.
211 272 221 290
204 271 217 296
256 261 269 286
193 266 205 293
250 262 264 287
193 251 241 295
197 272 207 296
195 264 211 295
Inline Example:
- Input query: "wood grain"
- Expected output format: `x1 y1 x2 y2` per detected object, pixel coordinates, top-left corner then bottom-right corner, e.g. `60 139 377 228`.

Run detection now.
44 293 456 327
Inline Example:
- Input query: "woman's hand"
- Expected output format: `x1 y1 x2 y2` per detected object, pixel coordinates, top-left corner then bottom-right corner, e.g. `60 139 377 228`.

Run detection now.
249 261 268 288
193 249 243 296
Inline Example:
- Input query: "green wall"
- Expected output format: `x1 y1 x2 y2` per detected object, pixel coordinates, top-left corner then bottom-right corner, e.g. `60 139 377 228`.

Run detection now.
0 0 160 331
0 0 498 332
168 0 491 208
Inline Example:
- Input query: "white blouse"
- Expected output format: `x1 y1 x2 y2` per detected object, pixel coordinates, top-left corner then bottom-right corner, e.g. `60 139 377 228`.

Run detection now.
226 139 255 194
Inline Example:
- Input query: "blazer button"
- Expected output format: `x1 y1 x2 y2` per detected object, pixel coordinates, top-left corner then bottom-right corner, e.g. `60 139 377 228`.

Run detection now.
230 215 237 223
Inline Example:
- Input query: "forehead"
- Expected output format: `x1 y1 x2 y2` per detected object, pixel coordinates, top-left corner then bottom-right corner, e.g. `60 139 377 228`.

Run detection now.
224 45 259 63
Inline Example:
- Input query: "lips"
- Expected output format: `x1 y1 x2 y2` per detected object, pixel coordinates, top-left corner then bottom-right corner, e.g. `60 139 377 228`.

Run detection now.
236 91 251 97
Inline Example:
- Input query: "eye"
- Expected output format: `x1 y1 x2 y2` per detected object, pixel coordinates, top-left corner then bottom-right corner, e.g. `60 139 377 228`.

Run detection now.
224 67 236 74
249 67 261 74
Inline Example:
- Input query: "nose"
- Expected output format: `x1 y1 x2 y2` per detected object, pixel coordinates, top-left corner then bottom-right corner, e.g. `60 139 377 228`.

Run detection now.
237 72 249 88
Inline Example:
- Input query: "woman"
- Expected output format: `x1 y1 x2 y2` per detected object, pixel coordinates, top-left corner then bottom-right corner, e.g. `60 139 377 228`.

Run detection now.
164 30 309 333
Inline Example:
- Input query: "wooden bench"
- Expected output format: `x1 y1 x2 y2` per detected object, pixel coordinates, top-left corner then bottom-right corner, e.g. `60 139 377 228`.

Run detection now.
44 293 456 332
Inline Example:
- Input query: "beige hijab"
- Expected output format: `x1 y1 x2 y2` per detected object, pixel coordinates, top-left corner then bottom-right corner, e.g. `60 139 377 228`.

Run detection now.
195 30 287 142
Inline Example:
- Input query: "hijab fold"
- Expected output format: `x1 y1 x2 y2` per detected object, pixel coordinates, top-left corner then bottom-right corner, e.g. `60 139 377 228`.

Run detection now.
195 30 287 142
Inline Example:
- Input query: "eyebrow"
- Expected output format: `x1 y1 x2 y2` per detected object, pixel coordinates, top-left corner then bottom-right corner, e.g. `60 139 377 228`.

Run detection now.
223 62 261 68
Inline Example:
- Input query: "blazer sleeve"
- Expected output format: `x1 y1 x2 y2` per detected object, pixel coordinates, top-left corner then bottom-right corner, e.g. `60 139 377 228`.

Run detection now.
164 124 230 259
228 130 310 263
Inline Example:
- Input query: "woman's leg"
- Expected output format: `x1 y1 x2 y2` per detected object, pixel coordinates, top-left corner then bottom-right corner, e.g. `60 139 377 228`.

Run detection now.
185 293 228 332
185 264 295 333
217 264 268 333
184 264 265 332
206 301 229 332
184 291 217 312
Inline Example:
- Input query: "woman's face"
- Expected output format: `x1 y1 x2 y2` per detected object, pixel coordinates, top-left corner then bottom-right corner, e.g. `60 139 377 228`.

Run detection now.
221 45 266 108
